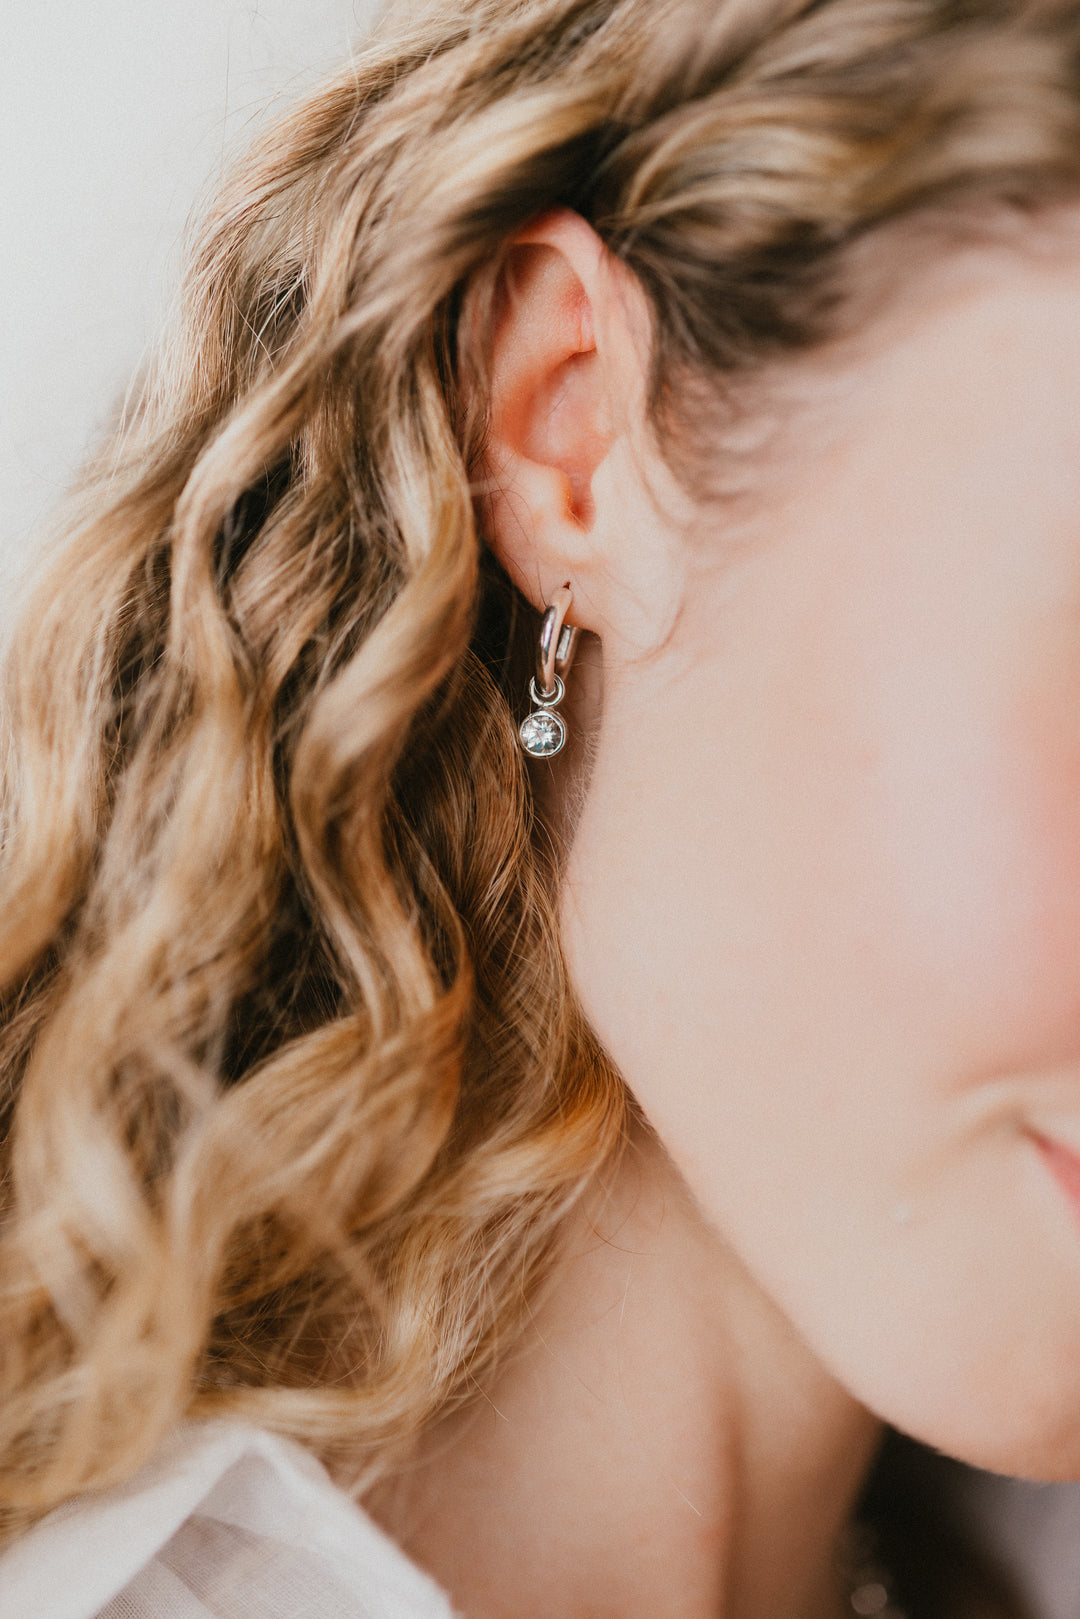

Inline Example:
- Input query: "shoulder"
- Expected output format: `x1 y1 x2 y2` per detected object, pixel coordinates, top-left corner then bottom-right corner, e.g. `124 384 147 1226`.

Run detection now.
0 1421 457 1619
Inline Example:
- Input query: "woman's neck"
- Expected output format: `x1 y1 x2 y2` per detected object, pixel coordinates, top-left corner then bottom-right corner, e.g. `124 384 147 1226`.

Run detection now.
368 1125 881 1619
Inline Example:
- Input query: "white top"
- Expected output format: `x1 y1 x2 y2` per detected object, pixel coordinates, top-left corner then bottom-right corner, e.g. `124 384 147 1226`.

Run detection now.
0 1422 457 1619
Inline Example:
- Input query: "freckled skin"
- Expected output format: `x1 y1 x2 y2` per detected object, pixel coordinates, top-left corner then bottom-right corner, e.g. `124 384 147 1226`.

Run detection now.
562 214 1080 1477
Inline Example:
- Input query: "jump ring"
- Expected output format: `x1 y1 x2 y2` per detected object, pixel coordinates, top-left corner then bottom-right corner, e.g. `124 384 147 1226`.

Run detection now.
529 674 565 710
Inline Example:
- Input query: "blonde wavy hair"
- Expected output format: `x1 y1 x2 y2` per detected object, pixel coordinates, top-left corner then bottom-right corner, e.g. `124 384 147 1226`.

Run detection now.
2 0 1080 1537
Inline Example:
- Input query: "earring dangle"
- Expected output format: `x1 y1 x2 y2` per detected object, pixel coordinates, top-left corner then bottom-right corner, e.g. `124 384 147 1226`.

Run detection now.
519 584 579 759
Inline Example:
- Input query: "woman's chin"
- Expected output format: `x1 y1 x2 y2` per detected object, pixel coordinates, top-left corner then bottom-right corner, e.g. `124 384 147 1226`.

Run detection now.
877 1356 1080 1484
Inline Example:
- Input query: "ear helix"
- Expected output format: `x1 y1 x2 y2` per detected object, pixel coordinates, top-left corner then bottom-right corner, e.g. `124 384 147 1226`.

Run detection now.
518 584 579 759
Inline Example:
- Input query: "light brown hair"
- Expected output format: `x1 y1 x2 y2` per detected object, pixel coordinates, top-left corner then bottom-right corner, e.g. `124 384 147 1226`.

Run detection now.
2 0 1079 1537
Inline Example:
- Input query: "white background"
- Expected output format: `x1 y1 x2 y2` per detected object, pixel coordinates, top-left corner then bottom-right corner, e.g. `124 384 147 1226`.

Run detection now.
0 0 382 590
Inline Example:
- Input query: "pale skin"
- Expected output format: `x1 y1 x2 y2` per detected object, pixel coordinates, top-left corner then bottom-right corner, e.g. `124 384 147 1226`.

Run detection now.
371 203 1080 1617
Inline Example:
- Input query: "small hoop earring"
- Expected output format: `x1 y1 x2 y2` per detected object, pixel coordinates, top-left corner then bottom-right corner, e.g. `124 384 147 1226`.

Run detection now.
519 585 579 759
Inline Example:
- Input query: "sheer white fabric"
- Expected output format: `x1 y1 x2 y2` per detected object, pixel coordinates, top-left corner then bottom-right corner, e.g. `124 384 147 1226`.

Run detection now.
0 1422 457 1619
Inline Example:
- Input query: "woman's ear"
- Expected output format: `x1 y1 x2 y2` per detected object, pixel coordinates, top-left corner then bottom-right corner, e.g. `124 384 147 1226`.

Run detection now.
478 209 651 623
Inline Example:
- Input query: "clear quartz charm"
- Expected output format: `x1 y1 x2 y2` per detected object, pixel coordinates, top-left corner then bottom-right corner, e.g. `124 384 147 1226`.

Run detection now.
519 708 567 758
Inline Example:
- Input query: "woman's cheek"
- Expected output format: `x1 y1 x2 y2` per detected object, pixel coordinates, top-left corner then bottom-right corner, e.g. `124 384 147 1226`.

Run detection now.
863 641 1080 1089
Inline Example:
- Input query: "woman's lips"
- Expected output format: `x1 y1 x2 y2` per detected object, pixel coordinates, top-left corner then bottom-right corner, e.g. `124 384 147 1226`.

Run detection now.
1032 1131 1080 1225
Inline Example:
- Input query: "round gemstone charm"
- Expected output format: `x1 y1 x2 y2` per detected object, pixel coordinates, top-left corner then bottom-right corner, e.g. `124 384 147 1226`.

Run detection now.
519 708 567 758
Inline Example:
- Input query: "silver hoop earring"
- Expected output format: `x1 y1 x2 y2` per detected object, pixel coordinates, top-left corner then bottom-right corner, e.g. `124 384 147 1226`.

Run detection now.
518 585 579 759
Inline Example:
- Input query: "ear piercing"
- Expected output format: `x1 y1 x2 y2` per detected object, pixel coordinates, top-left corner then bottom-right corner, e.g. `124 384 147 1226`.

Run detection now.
518 584 579 759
